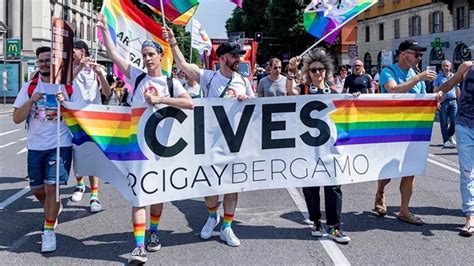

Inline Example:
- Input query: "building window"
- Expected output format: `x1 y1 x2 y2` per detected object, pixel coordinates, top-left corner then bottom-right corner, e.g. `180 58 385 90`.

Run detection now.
394 19 400 39
87 24 91 41
378 0 384 7
80 21 84 39
430 11 443 33
379 23 384 41
365 26 370 42
455 7 466 30
409 15 421 36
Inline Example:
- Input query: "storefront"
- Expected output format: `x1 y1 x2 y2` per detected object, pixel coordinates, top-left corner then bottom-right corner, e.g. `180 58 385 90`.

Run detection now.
453 42 471 70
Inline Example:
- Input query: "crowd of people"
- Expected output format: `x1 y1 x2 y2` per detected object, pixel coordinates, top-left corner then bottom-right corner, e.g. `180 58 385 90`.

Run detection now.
10 11 473 264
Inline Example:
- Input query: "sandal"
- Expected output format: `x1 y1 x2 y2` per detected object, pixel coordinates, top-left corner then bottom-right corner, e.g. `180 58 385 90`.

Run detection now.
374 192 387 216
396 213 424 226
459 226 473 237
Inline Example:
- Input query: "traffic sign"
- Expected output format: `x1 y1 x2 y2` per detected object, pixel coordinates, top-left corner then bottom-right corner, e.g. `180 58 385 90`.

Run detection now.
6 38 21 59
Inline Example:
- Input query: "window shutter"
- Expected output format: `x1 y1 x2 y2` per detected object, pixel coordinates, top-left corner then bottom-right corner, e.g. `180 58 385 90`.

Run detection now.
409 17 413 36
453 8 458 30
440 11 444 32
417 16 421 35
429 13 433 33
465 6 469 28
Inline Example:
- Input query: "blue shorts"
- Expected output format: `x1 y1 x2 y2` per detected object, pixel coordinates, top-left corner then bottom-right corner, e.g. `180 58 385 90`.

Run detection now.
27 147 72 189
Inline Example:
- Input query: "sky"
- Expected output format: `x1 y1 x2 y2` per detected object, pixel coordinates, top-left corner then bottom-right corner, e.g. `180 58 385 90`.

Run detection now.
185 0 236 38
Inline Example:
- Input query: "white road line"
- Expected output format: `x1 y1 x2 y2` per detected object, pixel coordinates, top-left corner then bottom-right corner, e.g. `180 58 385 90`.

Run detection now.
0 129 21 137
0 142 17 149
0 187 31 210
287 187 351 266
16 147 27 155
428 153 459 168
19 137 27 141
427 158 460 174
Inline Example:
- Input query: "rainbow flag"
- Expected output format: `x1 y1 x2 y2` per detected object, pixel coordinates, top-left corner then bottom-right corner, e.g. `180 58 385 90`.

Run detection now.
139 0 199 26
330 99 437 146
101 0 173 77
304 0 377 44
63 105 148 161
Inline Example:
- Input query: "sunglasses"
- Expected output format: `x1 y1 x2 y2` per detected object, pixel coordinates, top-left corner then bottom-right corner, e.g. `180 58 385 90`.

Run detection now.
310 67 325 73
405 51 423 58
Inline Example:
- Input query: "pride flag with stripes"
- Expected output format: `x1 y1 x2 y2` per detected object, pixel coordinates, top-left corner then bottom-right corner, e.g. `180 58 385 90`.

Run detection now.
63 105 148 161
101 0 173 77
304 0 377 44
330 99 437 146
139 0 199 25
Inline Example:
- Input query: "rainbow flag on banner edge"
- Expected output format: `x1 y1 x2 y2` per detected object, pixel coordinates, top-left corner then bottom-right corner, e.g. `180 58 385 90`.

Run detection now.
139 0 199 26
330 99 437 146
63 106 148 161
100 0 173 77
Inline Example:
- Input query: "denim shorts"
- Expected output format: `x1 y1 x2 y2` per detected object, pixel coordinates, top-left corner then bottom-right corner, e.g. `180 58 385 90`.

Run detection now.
27 147 72 189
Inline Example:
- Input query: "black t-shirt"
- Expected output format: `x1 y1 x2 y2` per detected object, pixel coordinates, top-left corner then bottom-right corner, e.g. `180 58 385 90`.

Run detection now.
343 73 372 94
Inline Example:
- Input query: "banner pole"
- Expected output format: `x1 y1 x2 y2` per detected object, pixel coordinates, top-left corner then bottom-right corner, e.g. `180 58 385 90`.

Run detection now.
189 19 193 62
159 0 167 27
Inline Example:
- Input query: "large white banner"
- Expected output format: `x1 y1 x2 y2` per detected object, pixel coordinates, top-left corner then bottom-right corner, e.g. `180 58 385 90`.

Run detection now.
64 94 437 207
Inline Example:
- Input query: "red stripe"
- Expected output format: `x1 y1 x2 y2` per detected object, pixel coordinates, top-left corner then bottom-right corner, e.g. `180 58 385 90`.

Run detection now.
333 100 437 108
150 213 161 219
119 0 165 40
224 213 234 219
66 109 131 120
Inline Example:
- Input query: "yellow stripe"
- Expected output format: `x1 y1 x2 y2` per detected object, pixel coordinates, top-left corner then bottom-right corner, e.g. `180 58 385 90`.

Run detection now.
331 106 436 116
81 126 138 138
330 113 435 123
74 117 131 129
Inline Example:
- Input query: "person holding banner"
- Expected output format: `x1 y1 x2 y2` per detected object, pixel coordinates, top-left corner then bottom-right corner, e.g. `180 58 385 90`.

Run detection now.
163 26 254 247
375 40 436 225
96 13 194 264
437 61 474 237
12 46 75 253
286 49 351 243
69 40 112 213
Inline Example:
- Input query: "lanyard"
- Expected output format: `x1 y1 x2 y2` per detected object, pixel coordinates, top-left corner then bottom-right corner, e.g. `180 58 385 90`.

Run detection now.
219 73 234 98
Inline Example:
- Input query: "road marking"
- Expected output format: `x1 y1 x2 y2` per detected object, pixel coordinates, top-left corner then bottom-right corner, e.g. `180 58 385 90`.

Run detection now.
0 129 21 137
16 147 27 154
0 142 17 149
19 137 27 141
428 153 459 168
427 158 460 174
0 187 31 210
287 187 351 266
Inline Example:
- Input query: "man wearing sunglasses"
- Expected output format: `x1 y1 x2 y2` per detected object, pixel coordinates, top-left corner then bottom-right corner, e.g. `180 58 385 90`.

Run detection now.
257 57 287 97
342 59 373 94
163 26 254 247
374 40 436 226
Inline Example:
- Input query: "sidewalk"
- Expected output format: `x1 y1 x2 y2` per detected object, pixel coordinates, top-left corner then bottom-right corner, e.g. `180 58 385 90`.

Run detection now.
0 103 13 114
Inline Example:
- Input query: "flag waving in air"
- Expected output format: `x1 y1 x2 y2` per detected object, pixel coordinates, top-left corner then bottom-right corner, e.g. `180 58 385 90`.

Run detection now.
304 0 377 44
100 0 173 79
191 18 212 56
138 0 199 25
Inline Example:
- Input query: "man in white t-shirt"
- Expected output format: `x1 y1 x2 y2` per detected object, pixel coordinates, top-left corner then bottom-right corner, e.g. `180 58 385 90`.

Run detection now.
68 40 111 213
164 26 254 248
13 46 75 253
97 13 193 264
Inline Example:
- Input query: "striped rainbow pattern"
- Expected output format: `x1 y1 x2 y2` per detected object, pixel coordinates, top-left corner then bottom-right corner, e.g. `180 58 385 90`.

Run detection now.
133 223 146 248
304 0 377 43
139 0 199 26
330 99 437 146
101 0 173 77
63 106 148 161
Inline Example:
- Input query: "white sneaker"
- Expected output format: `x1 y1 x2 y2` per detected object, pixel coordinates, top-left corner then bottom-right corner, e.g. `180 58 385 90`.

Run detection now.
90 199 102 213
443 141 455 148
70 187 85 202
220 227 240 247
200 214 220 240
41 231 56 253
449 136 457 147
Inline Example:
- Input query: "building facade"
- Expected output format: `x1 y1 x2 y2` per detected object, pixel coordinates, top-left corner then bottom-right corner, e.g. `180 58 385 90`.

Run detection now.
0 0 100 99
357 0 474 75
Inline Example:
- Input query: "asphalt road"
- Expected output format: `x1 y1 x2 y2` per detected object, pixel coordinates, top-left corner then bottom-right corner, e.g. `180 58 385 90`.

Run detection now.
0 111 470 265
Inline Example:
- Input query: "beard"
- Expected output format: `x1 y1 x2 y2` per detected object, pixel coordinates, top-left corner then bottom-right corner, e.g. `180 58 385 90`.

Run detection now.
226 59 239 72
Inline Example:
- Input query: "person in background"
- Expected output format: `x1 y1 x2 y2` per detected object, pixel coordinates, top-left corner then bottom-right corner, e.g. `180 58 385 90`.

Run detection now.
342 59 373 94
257 57 287 97
183 71 202 98
334 65 349 93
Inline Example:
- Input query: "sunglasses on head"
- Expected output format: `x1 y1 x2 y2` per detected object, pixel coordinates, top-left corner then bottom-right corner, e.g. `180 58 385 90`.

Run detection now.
310 67 325 73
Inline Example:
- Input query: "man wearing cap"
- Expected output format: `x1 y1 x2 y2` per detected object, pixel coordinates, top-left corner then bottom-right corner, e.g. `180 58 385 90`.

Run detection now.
374 40 436 225
97 13 193 263
163 26 254 247
69 40 112 213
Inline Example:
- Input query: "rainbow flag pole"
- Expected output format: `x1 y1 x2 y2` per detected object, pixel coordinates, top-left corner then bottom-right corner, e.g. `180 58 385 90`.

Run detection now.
300 0 378 57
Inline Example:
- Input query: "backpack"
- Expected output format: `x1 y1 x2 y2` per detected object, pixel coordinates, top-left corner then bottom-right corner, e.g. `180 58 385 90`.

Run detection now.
132 72 174 102
27 71 74 98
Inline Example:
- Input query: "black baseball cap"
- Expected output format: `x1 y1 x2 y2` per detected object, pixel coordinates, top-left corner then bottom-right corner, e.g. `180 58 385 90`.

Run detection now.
74 40 90 56
399 40 427 52
216 41 246 57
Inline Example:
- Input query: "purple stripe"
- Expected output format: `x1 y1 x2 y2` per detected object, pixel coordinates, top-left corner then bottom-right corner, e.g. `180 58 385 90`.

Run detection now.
335 134 432 146
106 151 148 161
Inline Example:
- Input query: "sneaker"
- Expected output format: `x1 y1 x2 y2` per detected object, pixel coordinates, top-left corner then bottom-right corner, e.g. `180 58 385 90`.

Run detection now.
146 232 161 252
311 222 324 237
449 136 457 146
89 199 102 213
70 186 85 202
200 214 220 240
219 227 240 247
41 231 56 253
327 227 351 243
129 247 147 264
443 141 455 148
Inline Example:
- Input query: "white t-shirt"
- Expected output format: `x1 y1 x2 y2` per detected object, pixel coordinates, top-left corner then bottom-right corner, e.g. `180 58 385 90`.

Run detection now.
184 82 202 98
199 69 255 98
129 67 187 105
13 77 73 150
71 65 101 104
